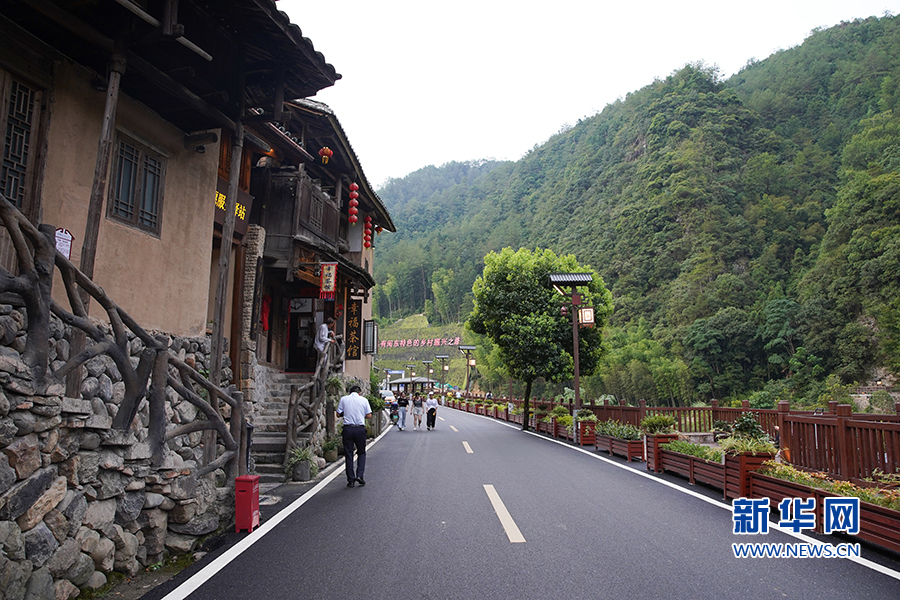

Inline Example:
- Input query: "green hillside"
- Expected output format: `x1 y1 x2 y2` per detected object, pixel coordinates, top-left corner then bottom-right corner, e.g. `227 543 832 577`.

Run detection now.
372 15 900 407
375 315 470 388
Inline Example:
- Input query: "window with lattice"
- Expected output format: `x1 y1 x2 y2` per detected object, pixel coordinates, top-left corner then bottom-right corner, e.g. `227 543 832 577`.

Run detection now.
107 133 166 235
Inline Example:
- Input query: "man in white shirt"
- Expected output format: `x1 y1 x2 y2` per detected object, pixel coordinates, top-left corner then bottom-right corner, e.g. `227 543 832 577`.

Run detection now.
337 385 371 487
314 317 336 371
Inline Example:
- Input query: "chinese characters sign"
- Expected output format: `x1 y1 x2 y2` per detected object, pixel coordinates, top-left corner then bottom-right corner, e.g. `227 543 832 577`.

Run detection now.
379 337 462 349
345 299 362 360
731 496 861 559
319 262 337 300
214 177 253 236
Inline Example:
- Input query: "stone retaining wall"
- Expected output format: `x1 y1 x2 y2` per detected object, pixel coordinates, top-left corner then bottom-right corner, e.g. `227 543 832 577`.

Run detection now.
0 306 236 600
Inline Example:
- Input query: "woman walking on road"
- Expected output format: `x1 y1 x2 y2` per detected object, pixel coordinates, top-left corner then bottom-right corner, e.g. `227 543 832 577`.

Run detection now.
425 392 438 430
397 393 409 430
411 393 424 431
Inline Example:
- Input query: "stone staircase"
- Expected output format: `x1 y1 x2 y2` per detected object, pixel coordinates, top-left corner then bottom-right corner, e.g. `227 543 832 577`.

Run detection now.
250 372 315 486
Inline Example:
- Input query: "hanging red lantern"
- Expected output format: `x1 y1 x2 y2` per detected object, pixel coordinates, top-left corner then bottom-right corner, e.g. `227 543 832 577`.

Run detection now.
349 190 359 200
349 215 358 224
364 235 371 242
318 147 333 164
364 241 371 248
364 215 372 222
349 182 359 191
349 207 358 215
349 198 358 207
375 225 383 233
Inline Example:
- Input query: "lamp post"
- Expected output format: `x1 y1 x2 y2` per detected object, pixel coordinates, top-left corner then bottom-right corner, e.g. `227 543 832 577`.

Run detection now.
435 354 449 392
422 360 434 391
405 364 415 394
459 345 476 394
549 273 594 412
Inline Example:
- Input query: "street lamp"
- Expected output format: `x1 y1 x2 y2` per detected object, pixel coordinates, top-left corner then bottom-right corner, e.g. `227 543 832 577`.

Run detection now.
422 360 434 391
405 364 415 393
459 345 476 394
549 273 594 412
435 354 449 391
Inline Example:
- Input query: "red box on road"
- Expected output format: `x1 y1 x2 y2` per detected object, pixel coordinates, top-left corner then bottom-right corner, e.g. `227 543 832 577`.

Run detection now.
235 474 260 533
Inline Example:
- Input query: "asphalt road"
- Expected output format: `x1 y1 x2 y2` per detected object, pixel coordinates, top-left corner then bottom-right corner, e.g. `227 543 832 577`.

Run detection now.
147 407 900 600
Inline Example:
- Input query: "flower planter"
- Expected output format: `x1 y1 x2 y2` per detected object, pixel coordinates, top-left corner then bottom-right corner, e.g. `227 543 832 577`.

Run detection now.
578 421 596 446
723 452 774 500
645 433 679 473
291 461 311 481
658 448 725 488
555 421 572 440
595 435 644 462
323 449 338 463
749 472 900 554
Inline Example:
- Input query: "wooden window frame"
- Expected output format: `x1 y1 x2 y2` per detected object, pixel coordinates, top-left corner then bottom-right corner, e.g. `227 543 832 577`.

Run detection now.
107 131 166 236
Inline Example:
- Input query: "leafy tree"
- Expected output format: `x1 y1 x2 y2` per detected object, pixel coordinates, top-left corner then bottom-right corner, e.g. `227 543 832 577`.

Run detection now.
468 248 612 429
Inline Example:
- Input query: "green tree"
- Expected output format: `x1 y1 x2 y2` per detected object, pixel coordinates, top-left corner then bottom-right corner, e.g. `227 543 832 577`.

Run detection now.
468 248 612 429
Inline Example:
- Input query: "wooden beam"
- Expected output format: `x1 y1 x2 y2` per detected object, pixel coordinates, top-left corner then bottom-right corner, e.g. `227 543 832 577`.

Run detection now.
23 0 236 130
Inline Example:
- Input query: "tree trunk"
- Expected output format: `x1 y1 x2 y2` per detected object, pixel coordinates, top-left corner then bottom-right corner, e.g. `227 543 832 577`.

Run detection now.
522 379 532 431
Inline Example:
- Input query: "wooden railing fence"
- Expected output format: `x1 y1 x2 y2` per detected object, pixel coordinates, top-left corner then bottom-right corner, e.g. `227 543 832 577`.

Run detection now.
0 193 245 480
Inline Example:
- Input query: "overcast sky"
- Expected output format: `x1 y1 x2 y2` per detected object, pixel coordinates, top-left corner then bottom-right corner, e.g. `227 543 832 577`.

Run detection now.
279 1 897 189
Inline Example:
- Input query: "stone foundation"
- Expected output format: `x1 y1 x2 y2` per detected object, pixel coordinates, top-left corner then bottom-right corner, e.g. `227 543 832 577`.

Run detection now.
0 306 236 599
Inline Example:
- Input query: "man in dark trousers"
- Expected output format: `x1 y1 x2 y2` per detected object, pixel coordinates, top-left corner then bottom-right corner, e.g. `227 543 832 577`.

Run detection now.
337 385 371 487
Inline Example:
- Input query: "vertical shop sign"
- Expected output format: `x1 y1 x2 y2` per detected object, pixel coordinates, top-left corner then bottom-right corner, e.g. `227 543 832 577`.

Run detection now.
345 299 362 360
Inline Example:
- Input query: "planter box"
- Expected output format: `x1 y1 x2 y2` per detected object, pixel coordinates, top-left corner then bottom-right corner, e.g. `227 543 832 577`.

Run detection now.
555 422 572 440
578 421 596 446
595 435 644 462
749 472 900 554
658 448 725 488
646 433 679 473
723 452 774 500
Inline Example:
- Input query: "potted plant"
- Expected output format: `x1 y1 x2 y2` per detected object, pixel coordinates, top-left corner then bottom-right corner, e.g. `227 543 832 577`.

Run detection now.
659 439 725 487
285 445 319 482
574 409 598 446
751 462 900 554
641 414 678 473
322 435 340 463
594 419 645 461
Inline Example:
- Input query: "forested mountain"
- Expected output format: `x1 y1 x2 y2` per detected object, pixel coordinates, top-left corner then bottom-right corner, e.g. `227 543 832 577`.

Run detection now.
372 15 900 407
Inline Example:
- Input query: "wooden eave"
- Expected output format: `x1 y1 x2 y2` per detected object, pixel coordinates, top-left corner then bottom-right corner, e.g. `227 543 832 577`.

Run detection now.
2 0 340 133
285 99 396 233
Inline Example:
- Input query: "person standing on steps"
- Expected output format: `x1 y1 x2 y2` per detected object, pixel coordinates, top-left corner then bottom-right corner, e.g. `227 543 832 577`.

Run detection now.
425 392 438 430
337 385 371 487
396 393 409 430
411 393 424 431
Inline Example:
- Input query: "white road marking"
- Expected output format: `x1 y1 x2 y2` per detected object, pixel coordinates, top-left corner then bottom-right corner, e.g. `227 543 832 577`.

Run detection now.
158 426 393 599
483 484 526 543
462 441 474 453
450 426 459 432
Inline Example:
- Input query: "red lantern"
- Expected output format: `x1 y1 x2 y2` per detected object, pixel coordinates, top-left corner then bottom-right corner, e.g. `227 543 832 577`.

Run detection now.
349 183 359 191
364 215 372 222
318 147 333 164
349 215 358 224
349 191 359 199
364 235 371 241
349 207 358 215
349 199 358 207
375 225 383 233
364 241 371 248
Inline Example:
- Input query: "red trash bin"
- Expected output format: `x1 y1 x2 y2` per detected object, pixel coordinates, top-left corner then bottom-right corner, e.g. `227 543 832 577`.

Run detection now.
235 474 260 533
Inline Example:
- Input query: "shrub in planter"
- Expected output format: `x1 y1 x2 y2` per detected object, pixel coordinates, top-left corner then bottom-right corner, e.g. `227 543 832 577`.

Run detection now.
641 414 676 434
661 440 723 463
285 446 319 481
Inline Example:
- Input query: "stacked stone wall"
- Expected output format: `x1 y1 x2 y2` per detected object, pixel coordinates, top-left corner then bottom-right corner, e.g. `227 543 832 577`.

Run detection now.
0 306 237 599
